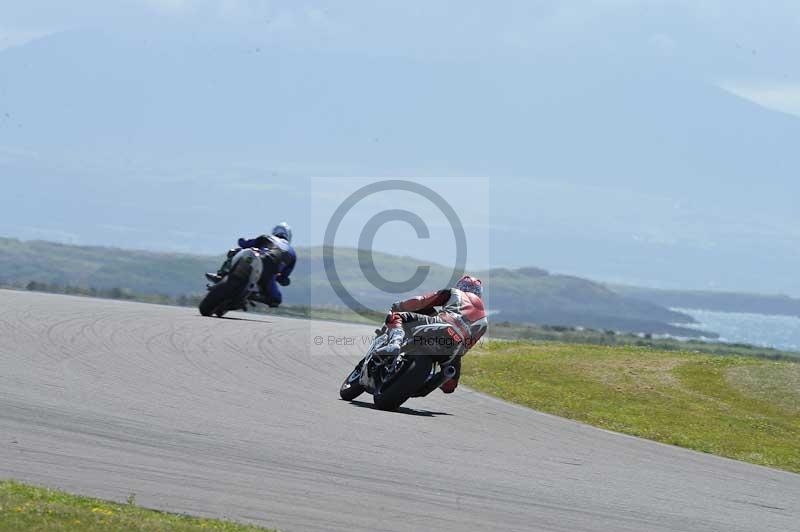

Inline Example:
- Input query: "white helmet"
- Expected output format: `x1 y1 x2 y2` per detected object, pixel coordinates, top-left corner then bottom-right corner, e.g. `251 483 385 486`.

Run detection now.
272 222 292 243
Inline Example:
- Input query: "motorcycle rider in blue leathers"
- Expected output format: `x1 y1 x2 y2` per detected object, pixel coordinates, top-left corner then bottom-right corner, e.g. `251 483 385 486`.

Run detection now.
206 222 296 308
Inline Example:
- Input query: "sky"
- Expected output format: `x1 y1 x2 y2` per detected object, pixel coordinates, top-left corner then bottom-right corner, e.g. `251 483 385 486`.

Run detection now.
0 1 798 295
2 1 798 113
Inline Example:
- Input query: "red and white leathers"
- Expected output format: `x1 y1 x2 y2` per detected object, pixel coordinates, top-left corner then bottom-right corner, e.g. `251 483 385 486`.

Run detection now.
384 288 488 393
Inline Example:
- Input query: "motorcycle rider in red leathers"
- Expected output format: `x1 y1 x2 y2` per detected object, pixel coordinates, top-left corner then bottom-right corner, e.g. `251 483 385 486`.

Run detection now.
379 275 487 394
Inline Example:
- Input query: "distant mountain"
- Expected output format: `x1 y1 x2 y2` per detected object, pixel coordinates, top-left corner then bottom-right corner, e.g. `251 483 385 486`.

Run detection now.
3 30 798 190
610 285 800 318
0 236 705 336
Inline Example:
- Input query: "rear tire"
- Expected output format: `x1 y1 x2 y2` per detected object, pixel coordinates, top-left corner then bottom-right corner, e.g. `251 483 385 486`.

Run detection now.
340 364 365 401
373 355 433 411
199 276 247 317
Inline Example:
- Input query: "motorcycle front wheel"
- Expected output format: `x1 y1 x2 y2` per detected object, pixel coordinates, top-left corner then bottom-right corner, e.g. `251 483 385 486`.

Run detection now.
339 361 365 401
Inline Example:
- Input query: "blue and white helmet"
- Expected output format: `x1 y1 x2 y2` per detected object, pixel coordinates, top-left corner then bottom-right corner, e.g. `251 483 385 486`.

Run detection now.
455 275 483 298
272 222 292 243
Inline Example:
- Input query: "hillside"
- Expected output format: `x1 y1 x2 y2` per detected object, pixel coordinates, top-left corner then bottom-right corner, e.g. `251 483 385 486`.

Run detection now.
0 237 216 297
484 268 698 336
0 237 704 336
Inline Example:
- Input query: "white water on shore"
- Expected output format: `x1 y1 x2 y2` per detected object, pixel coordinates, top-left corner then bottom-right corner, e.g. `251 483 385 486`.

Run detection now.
675 308 800 353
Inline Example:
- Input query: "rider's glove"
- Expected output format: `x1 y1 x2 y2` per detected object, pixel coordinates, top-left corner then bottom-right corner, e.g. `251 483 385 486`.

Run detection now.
277 275 291 287
237 238 247 248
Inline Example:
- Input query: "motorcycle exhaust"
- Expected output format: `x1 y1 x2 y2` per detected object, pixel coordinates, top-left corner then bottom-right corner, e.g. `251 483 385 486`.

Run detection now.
414 364 457 398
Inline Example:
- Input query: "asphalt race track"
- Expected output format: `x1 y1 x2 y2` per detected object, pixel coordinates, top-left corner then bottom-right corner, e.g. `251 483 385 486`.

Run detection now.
1 290 798 532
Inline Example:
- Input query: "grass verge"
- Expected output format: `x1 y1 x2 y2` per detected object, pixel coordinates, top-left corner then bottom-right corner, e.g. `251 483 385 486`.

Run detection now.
0 481 275 532
461 341 800 473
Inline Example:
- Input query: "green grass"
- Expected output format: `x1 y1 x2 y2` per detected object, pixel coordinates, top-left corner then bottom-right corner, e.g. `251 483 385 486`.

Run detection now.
0 481 275 532
490 322 799 361
461 341 800 473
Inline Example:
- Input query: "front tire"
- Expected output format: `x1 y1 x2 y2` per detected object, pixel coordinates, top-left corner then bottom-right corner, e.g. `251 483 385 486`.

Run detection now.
340 363 365 401
199 276 247 317
373 355 433 411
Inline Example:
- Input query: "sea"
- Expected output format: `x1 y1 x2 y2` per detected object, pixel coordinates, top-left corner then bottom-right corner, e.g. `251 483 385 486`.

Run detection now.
674 308 800 353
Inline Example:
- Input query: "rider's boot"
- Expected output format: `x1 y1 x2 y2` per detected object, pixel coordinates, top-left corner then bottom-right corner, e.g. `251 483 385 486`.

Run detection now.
377 327 405 354
440 378 458 394
440 356 462 394
205 249 238 284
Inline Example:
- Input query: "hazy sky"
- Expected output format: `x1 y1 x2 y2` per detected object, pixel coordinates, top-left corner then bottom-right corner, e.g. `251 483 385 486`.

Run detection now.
2 1 798 115
1 1 799 295
3 0 798 125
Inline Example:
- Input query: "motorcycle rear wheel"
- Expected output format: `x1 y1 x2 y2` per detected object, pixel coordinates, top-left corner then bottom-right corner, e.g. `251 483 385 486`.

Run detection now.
373 355 433 411
199 276 247 317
